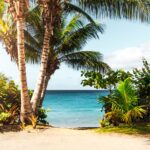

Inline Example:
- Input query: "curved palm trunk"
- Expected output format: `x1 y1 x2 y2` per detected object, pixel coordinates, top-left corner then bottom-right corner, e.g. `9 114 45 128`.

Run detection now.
39 58 59 108
16 18 32 123
39 75 50 107
31 0 61 114
31 27 50 114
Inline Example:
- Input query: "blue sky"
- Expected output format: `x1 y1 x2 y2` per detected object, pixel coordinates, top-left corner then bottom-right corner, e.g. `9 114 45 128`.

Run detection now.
0 19 150 90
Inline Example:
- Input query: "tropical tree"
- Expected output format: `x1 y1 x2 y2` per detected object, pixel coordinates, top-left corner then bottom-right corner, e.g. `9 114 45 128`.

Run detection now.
4 0 33 124
101 78 146 125
25 12 110 114
30 0 62 114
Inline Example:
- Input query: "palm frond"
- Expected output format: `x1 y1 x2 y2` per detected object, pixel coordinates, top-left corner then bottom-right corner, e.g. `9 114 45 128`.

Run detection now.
24 29 41 51
106 78 147 124
62 14 84 37
64 2 95 23
122 106 146 123
57 21 104 54
26 5 42 32
24 43 41 63
76 0 150 22
59 51 109 72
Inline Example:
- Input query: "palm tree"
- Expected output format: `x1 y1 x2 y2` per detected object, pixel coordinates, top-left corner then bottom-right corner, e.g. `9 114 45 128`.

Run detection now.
4 0 32 124
101 78 146 125
31 0 150 114
26 11 110 113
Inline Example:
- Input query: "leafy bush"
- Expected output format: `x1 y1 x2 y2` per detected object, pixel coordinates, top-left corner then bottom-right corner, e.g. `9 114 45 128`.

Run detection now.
133 59 150 120
81 70 131 93
0 73 20 125
100 119 110 127
0 73 49 126
38 107 50 125
82 59 150 126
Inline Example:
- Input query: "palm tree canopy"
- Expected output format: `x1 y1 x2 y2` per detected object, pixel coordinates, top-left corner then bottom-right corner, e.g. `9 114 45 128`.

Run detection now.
1 0 150 64
24 11 110 72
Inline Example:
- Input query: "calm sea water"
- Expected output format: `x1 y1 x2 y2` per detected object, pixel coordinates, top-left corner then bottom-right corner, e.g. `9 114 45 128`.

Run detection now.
43 90 108 128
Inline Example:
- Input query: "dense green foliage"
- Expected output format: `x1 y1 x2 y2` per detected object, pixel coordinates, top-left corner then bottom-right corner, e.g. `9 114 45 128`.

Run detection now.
81 69 131 92
101 78 146 126
0 73 48 125
82 59 150 126
133 59 150 120
0 73 20 125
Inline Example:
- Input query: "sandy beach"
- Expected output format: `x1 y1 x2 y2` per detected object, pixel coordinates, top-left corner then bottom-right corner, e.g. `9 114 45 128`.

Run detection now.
0 128 150 150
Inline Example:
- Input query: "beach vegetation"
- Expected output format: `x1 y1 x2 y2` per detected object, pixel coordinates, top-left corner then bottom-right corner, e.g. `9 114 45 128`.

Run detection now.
0 73 48 127
0 73 20 125
95 123 150 135
100 78 146 126
82 59 150 127
133 59 150 121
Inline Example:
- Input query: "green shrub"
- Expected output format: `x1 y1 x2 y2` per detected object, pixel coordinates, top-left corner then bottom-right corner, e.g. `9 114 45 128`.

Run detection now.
82 59 150 126
38 107 50 125
0 73 49 126
0 112 10 122
0 73 20 125
133 59 150 121
100 119 110 127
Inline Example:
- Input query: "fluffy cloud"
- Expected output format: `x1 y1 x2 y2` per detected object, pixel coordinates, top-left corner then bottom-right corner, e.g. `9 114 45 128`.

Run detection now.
105 43 150 70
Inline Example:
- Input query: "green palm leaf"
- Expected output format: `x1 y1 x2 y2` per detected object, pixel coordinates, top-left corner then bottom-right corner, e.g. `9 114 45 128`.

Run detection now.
64 2 96 24
76 0 150 22
57 20 104 54
59 51 109 71
106 78 147 124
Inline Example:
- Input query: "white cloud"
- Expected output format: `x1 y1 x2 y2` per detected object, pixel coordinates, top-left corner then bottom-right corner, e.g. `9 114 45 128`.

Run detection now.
105 43 150 70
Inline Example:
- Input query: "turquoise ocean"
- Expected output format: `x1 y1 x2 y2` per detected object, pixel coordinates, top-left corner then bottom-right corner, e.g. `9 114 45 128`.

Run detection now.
43 90 108 128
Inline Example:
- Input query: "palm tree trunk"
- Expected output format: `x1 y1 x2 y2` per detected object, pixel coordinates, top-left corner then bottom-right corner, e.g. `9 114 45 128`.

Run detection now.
39 75 50 108
39 59 58 109
16 17 32 123
31 27 50 114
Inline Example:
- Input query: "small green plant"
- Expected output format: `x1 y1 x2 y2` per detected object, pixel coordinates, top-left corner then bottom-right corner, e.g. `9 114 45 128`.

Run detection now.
100 78 146 125
100 119 110 127
0 112 10 123
38 107 50 125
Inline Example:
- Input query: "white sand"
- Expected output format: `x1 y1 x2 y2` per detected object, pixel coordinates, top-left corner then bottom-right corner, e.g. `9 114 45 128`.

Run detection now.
0 128 150 150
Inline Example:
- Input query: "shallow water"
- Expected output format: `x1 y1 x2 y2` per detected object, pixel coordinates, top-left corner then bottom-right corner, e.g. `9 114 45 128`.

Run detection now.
43 90 108 128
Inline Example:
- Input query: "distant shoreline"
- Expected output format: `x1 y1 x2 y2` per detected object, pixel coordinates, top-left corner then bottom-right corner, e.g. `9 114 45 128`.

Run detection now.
45 89 109 92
